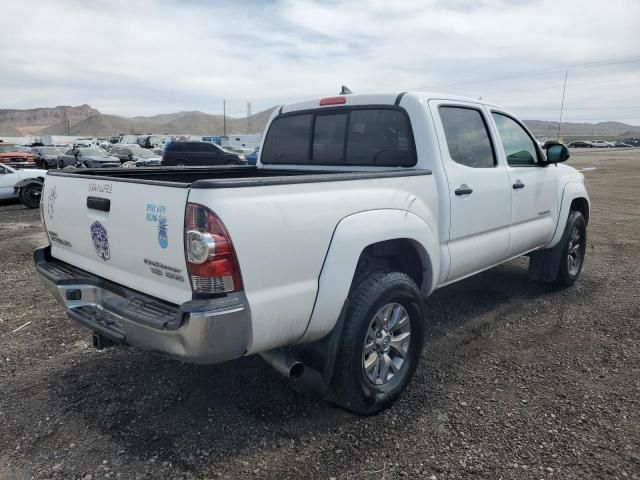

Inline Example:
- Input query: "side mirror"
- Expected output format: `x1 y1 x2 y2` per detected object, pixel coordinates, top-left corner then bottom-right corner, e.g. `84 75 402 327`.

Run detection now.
543 143 570 164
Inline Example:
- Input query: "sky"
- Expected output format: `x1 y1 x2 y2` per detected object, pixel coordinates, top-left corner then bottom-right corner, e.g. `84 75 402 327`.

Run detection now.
1 0 639 123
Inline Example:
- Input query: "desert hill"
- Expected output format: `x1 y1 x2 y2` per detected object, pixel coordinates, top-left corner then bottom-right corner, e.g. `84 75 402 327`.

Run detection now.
1 104 638 139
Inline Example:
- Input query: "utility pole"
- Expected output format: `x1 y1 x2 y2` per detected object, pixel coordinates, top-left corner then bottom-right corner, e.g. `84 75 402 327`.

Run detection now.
557 71 568 141
63 109 70 136
223 99 226 137
247 102 252 134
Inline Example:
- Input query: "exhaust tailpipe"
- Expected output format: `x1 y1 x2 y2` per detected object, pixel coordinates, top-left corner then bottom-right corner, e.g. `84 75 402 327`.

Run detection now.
259 350 305 379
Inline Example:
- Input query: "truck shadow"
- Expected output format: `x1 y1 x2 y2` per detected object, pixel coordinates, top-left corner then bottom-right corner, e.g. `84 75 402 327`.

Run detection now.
44 258 573 471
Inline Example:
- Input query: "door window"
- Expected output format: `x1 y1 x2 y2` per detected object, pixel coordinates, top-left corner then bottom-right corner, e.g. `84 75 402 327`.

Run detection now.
439 107 495 168
492 113 539 166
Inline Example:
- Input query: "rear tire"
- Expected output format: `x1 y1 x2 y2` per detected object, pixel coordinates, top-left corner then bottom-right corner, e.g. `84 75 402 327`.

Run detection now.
556 211 587 287
19 184 42 209
330 271 425 415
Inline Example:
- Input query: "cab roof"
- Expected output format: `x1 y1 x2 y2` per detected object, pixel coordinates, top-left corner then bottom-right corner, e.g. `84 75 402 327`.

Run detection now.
280 91 502 114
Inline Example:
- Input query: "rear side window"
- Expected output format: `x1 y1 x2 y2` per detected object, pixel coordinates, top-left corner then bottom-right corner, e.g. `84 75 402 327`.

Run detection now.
187 143 213 153
261 108 416 167
439 107 495 168
166 142 184 152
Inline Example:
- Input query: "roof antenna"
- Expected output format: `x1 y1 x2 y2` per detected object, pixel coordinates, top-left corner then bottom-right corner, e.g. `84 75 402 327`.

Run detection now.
340 85 353 95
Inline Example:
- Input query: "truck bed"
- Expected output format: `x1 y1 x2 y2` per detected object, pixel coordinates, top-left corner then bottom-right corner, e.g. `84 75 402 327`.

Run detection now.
48 166 430 189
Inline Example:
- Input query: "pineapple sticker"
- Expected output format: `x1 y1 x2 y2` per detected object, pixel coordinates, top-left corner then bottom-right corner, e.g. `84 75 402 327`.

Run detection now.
157 215 168 249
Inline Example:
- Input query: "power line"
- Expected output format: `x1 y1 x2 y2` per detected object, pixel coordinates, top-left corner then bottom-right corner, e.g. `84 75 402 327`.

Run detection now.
419 55 640 90
489 74 640 97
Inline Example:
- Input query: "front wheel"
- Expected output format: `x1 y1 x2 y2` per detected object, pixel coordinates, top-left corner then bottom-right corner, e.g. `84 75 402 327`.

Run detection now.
330 271 425 415
556 211 587 287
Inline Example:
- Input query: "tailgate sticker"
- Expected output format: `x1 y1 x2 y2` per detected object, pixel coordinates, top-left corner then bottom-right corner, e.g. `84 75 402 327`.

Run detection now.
46 186 57 219
90 221 110 261
48 230 72 248
145 204 169 249
88 181 112 195
143 258 184 282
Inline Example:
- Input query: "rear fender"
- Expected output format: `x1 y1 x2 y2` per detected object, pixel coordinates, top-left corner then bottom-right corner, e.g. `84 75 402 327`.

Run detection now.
299 209 439 343
13 177 44 192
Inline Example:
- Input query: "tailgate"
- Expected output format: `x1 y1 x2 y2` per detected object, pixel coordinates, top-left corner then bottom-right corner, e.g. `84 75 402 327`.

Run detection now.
42 174 192 304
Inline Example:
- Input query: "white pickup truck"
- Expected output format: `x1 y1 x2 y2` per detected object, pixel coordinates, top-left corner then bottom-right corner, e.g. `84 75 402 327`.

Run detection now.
35 92 589 414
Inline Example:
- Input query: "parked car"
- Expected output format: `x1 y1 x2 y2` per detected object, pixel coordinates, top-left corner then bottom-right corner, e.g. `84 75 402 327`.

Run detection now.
613 141 633 148
245 147 260 165
0 143 36 166
568 141 593 148
0 163 47 208
591 140 614 148
162 141 246 166
32 146 65 169
57 148 121 169
110 145 162 166
35 91 589 415
224 145 254 156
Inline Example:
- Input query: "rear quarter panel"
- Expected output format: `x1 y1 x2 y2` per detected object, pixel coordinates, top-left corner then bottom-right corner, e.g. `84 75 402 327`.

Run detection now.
187 174 438 354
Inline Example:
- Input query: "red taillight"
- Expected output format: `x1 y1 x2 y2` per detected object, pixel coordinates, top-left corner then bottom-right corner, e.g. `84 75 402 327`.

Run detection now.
319 96 346 106
184 203 242 295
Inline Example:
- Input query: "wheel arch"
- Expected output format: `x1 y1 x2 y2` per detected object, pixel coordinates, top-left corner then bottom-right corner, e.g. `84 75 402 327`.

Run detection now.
13 177 44 190
547 181 590 249
299 209 439 343
570 197 589 225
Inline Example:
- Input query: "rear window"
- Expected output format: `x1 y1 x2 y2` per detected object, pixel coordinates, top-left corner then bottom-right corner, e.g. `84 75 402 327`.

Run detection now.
261 108 416 167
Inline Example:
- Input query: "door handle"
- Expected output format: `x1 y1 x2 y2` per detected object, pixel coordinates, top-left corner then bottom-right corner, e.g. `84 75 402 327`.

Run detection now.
87 196 111 212
455 187 473 196
512 181 525 189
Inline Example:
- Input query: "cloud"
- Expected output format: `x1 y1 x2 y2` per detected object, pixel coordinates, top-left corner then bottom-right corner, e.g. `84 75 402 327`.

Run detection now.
1 0 639 122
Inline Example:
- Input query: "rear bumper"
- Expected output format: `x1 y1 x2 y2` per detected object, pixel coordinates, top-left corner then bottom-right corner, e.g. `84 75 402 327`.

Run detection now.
34 246 251 365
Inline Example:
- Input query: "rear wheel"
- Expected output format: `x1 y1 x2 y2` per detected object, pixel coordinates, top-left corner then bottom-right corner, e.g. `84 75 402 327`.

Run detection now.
19 184 42 209
330 271 425 415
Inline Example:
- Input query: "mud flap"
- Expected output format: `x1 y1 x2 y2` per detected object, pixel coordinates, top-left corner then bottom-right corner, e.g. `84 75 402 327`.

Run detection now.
528 222 569 283
291 299 350 398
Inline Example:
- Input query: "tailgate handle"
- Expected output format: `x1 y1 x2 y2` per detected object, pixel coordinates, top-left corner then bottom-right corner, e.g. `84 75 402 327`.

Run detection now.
87 196 111 212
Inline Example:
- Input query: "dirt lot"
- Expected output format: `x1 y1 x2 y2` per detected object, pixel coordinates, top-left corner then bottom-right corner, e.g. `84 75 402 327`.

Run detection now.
1 149 639 480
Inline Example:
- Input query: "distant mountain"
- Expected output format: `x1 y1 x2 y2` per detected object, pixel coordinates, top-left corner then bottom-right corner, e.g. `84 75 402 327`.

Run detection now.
41 114 160 136
0 104 277 137
524 120 640 138
0 124 23 136
0 105 99 136
1 104 638 139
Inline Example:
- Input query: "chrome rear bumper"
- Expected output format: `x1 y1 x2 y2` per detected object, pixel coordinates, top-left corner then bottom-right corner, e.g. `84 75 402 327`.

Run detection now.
34 246 251 364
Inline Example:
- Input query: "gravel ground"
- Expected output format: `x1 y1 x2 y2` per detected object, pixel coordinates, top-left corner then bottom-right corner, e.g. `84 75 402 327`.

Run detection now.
0 149 639 480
